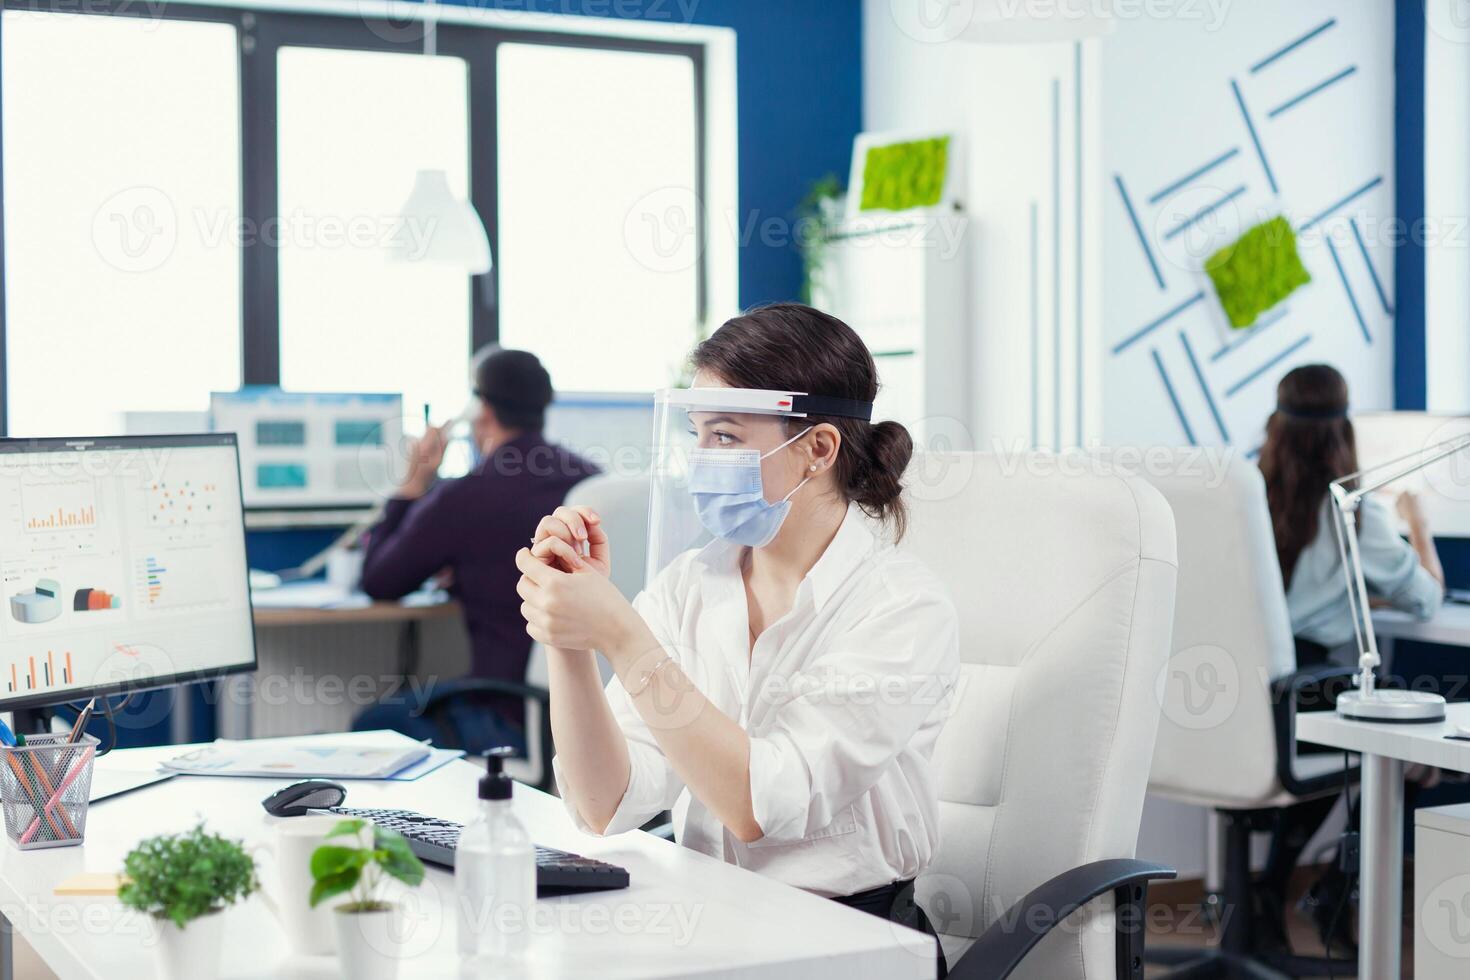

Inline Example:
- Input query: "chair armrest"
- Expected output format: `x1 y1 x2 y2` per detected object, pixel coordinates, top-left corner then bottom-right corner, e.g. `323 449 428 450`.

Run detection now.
949 859 1175 980
419 678 549 712
1271 664 1361 797
418 679 555 791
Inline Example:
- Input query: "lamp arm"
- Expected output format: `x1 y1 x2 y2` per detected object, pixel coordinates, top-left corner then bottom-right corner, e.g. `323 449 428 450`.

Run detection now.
1328 485 1380 694
1333 433 1470 505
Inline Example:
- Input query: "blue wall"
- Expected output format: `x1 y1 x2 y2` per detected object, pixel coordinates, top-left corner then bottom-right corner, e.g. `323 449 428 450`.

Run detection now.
1388 3 1470 593
1394 0 1427 413
447 0 864 307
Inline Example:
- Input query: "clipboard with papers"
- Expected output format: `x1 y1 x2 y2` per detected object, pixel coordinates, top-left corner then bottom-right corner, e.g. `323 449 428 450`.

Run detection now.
159 730 464 781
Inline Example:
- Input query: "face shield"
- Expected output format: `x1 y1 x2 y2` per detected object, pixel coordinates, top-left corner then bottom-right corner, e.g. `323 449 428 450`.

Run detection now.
644 387 874 588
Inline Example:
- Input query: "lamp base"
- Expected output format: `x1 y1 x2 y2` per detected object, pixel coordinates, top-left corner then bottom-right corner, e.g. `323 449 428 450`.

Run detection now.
1336 689 1447 723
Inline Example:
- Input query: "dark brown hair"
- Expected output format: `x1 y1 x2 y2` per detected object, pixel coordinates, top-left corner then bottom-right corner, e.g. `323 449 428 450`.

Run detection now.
1259 363 1357 585
691 303 914 538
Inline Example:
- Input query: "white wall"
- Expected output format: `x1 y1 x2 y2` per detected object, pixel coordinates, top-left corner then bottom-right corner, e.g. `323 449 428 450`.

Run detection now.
1425 0 1470 412
866 0 1397 881
1101 2 1396 448
864 1 1102 451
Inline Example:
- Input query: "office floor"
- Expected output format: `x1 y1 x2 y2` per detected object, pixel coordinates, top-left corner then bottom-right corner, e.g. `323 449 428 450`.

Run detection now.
15 937 55 980
1145 866 1414 979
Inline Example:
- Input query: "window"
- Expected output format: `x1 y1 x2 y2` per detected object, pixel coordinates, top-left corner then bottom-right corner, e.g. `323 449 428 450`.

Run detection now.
1 10 242 437
497 43 700 393
276 46 473 429
0 5 710 438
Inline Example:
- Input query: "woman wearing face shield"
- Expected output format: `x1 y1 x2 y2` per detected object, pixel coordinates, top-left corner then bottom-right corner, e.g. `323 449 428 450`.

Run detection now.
515 304 960 971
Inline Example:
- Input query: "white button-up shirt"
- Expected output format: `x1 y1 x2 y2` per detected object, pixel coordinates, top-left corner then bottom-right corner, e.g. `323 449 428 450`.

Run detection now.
554 503 960 898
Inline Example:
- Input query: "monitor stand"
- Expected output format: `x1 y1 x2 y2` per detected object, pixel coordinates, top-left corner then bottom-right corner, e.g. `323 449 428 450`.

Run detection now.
10 706 52 737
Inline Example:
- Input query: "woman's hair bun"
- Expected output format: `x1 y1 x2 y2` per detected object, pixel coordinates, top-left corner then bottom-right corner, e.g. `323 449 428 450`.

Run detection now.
850 420 913 536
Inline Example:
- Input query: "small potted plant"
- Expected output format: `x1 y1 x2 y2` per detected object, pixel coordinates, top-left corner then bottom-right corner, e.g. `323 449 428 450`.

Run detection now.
310 817 425 980
118 823 258 980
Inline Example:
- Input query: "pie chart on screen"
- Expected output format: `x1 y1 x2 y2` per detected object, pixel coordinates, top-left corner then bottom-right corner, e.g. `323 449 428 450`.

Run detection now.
9 579 62 624
73 588 121 612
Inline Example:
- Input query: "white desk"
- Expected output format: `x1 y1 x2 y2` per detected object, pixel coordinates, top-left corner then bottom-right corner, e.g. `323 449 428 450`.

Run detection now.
0 743 934 979
1374 602 1470 650
1298 702 1470 980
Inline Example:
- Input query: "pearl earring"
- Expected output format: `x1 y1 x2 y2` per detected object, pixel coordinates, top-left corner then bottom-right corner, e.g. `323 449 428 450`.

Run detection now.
809 464 818 472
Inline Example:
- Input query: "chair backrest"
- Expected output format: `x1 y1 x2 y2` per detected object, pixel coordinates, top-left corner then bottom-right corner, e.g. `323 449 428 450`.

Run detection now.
511 472 649 789
1142 450 1298 808
568 472 651 601
524 472 649 690
904 453 1177 979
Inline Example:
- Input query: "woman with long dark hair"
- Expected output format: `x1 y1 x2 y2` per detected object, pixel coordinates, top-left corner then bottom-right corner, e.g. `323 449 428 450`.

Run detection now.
516 304 959 973
1256 363 1443 951
1261 363 1442 658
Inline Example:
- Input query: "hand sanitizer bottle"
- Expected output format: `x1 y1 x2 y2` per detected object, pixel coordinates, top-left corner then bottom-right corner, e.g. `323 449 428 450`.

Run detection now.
456 747 536 961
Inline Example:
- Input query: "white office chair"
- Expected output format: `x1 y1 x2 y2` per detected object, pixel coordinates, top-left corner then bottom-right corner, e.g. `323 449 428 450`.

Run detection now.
504 472 648 789
902 452 1180 980
1143 451 1358 979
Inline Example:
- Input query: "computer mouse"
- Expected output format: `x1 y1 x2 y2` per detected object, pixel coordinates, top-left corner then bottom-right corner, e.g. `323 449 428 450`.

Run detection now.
261 779 348 817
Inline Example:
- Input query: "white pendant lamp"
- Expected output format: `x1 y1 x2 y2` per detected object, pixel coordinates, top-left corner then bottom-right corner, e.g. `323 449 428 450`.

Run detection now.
959 0 1115 44
389 0 493 274
392 168 493 274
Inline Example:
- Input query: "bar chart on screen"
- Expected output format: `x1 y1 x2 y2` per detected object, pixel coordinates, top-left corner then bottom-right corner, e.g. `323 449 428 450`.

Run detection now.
1 649 75 693
22 479 98 532
133 548 235 612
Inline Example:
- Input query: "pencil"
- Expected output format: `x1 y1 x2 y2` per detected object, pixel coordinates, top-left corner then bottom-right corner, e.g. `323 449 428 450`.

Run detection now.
5 748 64 841
65 699 95 746
20 746 92 845
21 742 79 839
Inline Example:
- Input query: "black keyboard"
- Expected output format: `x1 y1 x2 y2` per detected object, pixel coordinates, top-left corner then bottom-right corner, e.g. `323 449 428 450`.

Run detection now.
328 806 630 895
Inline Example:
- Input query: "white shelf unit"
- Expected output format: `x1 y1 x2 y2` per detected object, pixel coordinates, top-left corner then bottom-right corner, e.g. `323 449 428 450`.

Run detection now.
809 209 971 446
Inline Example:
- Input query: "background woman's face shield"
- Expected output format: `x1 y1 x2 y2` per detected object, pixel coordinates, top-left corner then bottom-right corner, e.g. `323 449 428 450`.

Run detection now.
645 388 809 589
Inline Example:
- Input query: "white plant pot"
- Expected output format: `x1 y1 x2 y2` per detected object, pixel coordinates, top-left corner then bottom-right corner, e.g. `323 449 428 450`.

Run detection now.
151 908 226 980
334 904 402 980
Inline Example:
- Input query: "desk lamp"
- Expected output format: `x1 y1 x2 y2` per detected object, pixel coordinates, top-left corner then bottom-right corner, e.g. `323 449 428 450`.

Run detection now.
1329 435 1470 722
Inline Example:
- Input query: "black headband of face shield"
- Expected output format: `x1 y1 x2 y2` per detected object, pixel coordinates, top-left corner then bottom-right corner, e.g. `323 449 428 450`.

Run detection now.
788 394 874 422
1275 404 1348 421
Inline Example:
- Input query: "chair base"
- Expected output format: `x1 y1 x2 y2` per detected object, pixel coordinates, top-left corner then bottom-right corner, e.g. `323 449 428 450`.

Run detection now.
1148 945 1352 978
1148 810 1356 980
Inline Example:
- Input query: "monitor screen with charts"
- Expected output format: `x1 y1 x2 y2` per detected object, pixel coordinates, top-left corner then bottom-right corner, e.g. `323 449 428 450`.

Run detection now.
0 433 256 710
1353 411 1470 538
544 392 654 473
209 388 404 510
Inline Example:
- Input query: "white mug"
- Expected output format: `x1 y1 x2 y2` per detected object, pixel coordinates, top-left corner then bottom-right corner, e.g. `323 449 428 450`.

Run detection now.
257 815 368 956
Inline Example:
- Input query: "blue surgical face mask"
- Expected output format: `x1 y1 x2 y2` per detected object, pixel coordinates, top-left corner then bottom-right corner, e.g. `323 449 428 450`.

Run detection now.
687 427 814 547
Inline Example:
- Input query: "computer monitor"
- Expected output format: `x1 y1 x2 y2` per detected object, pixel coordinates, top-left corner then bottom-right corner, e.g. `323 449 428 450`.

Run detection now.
544 392 654 474
209 388 404 510
1352 411 1470 538
0 433 256 711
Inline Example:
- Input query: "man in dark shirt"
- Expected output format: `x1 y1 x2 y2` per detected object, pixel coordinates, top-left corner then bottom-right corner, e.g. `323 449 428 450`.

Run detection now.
360 348 599 746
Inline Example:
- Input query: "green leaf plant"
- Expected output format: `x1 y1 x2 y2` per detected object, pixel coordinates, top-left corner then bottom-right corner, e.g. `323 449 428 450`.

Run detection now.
309 818 425 914
117 823 259 929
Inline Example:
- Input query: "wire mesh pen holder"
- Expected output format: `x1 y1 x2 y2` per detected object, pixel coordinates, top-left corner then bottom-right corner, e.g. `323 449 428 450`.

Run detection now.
0 734 99 850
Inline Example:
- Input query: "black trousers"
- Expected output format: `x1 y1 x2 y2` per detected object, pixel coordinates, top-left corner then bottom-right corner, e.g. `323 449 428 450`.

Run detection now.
832 879 949 978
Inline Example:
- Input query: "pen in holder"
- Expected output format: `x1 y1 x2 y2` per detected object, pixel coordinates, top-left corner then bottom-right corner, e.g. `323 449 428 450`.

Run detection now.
0 734 99 850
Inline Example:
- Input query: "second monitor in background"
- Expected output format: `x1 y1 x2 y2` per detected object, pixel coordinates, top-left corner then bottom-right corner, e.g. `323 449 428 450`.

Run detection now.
1353 411 1470 538
543 392 653 474
210 388 404 511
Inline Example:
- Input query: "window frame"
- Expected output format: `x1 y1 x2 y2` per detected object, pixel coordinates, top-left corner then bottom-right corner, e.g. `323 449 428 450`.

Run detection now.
0 0 708 435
